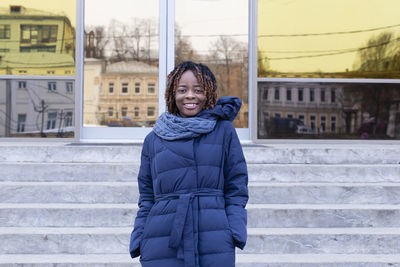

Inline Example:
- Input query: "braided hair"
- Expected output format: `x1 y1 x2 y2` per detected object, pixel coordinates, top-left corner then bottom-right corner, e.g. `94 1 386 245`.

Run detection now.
165 61 217 114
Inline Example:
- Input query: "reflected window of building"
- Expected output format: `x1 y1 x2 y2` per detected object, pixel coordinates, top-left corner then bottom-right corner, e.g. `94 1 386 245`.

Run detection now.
134 107 140 117
17 114 26 132
310 88 315 102
274 87 280 100
274 113 281 118
48 82 56 92
310 115 316 131
108 107 113 117
286 88 292 101
0 24 10 39
46 111 57 130
320 115 326 132
147 83 155 94
262 88 268 100
331 115 337 133
66 82 73 94
121 107 128 117
121 83 129 94
298 88 304 102
331 89 336 103
65 111 73 127
18 81 26 89
298 114 305 123
109 83 114 94
134 82 141 94
321 89 326 102
147 106 155 117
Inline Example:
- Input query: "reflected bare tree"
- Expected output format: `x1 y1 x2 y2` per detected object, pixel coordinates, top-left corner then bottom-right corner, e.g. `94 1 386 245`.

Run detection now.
355 31 399 72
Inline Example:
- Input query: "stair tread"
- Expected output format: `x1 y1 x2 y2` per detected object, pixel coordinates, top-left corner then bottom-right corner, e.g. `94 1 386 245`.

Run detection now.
1 254 400 263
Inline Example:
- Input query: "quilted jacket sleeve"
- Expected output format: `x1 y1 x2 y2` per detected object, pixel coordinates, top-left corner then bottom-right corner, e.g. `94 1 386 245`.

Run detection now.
129 136 155 258
223 123 249 250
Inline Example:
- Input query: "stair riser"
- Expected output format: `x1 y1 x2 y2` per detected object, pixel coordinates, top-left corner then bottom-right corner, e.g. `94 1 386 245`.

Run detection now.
3 208 400 228
2 185 400 204
1 233 400 254
1 164 399 183
1 264 399 267
1 146 399 164
248 165 400 183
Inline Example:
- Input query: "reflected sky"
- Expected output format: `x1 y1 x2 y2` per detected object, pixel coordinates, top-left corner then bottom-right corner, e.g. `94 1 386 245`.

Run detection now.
258 0 400 73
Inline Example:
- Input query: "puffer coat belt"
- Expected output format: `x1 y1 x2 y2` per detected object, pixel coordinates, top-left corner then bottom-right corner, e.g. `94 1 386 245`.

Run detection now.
155 189 225 267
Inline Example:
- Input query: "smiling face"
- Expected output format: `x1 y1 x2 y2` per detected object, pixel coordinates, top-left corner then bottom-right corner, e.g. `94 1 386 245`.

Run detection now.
175 70 206 118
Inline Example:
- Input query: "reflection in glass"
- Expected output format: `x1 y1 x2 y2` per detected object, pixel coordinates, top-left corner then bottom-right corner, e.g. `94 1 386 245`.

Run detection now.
258 0 400 79
258 81 400 139
84 0 159 128
0 79 75 137
175 0 248 127
0 1 75 75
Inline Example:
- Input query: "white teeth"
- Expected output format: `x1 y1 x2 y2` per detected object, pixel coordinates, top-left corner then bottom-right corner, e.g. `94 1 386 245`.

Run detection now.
185 104 196 107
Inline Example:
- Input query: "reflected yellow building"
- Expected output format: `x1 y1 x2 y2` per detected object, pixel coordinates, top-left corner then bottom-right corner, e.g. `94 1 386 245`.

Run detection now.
0 5 75 75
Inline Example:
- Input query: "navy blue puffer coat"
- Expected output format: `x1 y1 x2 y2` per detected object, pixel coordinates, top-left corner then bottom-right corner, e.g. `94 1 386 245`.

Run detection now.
129 97 248 267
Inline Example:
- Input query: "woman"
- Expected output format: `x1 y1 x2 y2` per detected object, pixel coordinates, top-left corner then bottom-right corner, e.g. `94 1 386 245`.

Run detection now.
129 61 248 267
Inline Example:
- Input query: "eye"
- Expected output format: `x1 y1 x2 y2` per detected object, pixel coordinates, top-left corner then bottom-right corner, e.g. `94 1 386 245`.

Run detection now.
194 87 204 94
176 88 186 94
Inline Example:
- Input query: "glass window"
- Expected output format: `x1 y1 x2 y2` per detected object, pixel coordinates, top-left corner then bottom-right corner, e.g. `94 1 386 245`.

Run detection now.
121 83 129 94
48 82 56 92
176 0 248 128
310 88 315 102
84 0 159 128
258 0 400 79
147 106 155 117
286 88 292 101
0 79 75 138
321 88 326 102
66 82 73 94
0 25 10 39
46 111 57 130
108 107 113 117
262 88 268 100
331 115 337 133
257 81 400 139
331 88 336 103
134 107 140 117
147 83 155 94
0 1 75 76
17 114 26 132
18 81 26 89
298 88 304 102
109 83 114 94
121 107 128 117
64 111 73 127
134 82 141 94
274 87 280 100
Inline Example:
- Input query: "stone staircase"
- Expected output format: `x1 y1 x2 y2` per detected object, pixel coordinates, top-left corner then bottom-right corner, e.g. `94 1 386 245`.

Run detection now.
0 142 400 266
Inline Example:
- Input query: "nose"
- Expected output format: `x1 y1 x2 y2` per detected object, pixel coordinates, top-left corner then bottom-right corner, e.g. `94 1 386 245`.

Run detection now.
185 88 195 98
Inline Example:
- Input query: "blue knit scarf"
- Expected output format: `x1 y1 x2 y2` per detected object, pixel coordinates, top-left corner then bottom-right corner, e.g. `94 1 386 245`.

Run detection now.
153 112 217 140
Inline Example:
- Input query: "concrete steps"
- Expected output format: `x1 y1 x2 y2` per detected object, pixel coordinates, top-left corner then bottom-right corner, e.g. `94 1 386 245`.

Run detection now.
3 254 400 267
1 162 400 182
3 203 400 227
1 142 400 266
3 181 400 204
2 227 400 254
